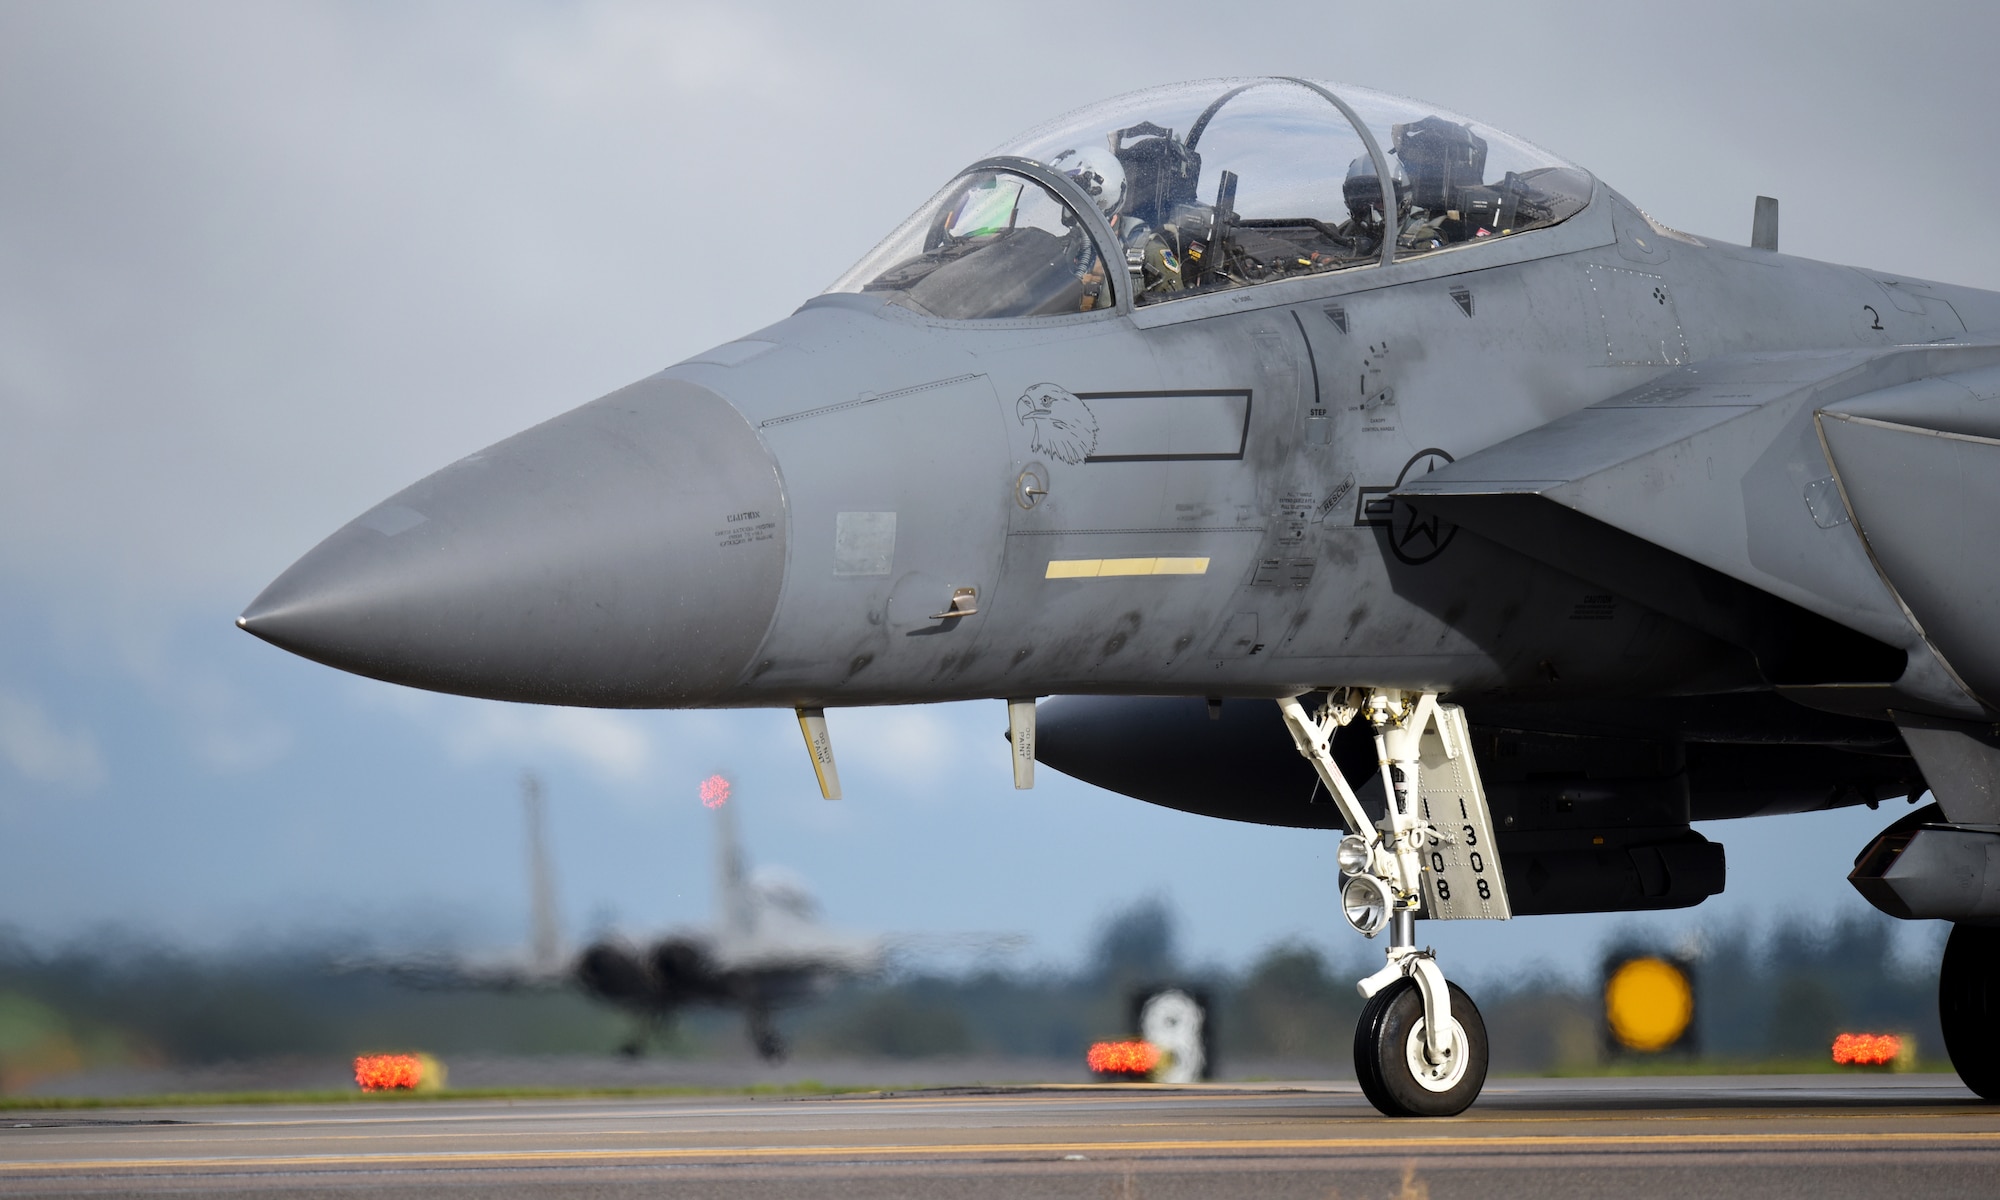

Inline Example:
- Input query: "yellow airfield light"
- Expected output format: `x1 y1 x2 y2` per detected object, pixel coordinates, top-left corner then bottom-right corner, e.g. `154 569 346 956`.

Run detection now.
1604 955 1695 1052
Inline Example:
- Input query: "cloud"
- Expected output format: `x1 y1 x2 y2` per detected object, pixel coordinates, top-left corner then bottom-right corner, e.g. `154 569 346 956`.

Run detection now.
49 596 296 776
356 684 655 784
0 687 107 791
832 702 1006 795
508 3 811 108
178 678 295 773
451 704 655 783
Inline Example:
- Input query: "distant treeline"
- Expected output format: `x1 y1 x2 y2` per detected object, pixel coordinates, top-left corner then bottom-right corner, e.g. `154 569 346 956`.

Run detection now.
786 902 1943 1071
0 903 1946 1091
0 930 629 1091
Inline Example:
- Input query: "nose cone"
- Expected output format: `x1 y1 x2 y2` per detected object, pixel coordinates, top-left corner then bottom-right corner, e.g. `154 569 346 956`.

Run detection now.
241 377 785 707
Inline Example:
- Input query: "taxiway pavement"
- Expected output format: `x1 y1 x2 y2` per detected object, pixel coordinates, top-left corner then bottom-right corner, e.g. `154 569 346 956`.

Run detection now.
4 1074 1996 1198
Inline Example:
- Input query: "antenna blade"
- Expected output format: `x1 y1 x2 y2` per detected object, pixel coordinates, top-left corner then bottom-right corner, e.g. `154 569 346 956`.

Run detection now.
1752 195 1779 251
796 707 842 799
1007 698 1037 789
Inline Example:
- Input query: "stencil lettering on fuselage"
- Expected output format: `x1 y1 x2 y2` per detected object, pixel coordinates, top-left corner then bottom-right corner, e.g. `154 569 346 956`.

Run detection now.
1353 341 1398 434
1416 704 1511 920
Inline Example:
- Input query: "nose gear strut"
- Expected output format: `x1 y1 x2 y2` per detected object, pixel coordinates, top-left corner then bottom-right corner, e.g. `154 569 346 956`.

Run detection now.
1279 688 1508 1116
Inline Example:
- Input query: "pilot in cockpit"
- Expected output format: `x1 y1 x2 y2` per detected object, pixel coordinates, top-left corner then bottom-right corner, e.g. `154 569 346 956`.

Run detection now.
1338 155 1420 255
1053 141 1189 301
1048 146 1126 309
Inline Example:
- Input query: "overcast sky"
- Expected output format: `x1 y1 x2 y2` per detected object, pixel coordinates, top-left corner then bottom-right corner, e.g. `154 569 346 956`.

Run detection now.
1 1 1990 982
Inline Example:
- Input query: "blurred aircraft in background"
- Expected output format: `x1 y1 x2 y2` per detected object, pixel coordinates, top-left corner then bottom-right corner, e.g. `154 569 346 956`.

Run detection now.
382 773 886 1059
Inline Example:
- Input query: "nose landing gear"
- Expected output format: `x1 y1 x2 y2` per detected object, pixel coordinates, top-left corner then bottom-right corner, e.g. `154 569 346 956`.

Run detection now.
1357 975 1489 1116
1280 689 1508 1117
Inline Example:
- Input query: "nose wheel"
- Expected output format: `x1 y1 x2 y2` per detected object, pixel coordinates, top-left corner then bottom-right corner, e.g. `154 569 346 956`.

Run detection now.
1355 977 1489 1117
1279 688 1510 1118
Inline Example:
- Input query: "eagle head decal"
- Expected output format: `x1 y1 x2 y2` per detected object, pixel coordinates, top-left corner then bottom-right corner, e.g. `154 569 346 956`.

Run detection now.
1015 383 1099 465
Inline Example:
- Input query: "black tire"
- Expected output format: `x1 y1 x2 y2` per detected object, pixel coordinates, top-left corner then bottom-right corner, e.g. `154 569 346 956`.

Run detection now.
1351 977 1488 1117
1940 923 2000 1101
1353 980 1398 1114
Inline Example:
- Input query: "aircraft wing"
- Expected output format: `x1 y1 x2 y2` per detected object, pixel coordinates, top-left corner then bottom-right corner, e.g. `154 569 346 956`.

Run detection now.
1396 343 2000 718
335 951 569 992
706 926 887 976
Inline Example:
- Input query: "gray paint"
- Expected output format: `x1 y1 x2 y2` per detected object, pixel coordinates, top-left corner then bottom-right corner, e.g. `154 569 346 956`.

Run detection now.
240 76 2000 923
1852 823 2000 923
1895 715 2000 825
240 377 786 706
1822 406 2000 704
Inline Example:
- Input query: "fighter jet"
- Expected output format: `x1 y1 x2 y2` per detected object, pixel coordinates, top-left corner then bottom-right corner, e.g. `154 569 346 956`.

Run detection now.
385 773 884 1060
240 77 2000 1115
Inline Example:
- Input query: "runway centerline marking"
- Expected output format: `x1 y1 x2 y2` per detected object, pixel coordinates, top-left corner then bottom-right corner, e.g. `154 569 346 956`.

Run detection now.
11 1130 2000 1173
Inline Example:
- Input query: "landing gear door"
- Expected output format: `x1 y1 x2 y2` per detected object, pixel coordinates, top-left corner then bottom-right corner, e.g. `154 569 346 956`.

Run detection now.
1417 704 1511 920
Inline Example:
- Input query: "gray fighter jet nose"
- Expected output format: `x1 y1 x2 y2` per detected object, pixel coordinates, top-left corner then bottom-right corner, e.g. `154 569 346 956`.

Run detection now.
239 377 785 707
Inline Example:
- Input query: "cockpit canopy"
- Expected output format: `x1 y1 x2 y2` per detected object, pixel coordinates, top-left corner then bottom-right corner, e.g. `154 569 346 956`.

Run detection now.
829 78 1594 319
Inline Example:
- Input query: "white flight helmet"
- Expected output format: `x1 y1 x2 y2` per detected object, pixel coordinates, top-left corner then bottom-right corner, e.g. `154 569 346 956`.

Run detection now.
1048 146 1127 218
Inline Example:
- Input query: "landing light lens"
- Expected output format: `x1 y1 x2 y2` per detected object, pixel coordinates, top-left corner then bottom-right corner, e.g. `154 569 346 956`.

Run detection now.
1341 874 1392 937
1337 834 1372 876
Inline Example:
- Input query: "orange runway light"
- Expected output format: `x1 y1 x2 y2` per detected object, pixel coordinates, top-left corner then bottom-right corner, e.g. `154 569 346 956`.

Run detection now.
1087 1040 1161 1078
700 774 732 809
1832 1032 1903 1066
354 1054 424 1091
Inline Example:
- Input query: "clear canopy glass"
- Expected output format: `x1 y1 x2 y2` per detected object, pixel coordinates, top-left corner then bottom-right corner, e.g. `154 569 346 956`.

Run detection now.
830 168 1115 320
828 79 1594 315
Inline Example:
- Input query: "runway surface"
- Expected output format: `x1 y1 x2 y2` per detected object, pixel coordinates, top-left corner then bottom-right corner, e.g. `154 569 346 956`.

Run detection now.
4 1075 1997 1198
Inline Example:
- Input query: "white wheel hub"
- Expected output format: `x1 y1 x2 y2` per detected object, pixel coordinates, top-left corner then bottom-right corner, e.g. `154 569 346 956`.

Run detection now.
1403 1016 1469 1092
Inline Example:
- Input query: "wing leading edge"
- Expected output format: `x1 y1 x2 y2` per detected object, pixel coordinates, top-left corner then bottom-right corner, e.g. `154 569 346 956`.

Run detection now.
1396 344 2000 720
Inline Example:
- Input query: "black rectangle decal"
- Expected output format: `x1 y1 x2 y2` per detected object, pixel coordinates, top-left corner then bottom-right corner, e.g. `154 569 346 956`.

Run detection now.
1075 390 1253 463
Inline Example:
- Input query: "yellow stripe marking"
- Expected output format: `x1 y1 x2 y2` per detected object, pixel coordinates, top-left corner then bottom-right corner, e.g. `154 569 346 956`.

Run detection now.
1097 557 1158 576
1044 557 1209 580
1044 559 1103 578
11 1130 2000 1172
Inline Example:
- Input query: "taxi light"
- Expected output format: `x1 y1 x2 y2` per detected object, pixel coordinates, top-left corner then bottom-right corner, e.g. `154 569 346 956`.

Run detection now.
1087 1040 1161 1077
1341 873 1393 937
699 774 731 809
1336 834 1372 876
354 1054 424 1091
1832 1032 1903 1066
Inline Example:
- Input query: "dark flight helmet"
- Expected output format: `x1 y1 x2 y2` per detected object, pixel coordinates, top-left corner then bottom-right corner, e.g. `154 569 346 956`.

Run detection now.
1392 115 1489 211
1343 154 1410 221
